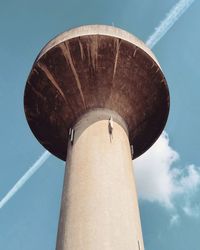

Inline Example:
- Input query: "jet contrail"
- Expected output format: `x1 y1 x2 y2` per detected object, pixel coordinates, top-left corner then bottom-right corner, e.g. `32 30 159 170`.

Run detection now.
0 150 51 209
146 0 195 49
0 0 195 210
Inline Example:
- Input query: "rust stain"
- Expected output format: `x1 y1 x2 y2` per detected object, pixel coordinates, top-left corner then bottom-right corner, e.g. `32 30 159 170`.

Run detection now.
78 38 85 60
37 62 68 104
133 47 138 58
161 79 166 83
90 35 98 70
112 38 121 80
86 43 91 66
106 38 121 107
27 81 46 101
60 42 86 109
33 68 39 75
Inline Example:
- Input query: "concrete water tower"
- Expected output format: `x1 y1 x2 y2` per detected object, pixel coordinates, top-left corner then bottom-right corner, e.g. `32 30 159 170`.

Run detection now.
24 25 169 250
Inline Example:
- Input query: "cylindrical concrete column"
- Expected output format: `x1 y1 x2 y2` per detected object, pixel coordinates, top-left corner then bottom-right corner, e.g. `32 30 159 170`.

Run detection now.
56 110 144 250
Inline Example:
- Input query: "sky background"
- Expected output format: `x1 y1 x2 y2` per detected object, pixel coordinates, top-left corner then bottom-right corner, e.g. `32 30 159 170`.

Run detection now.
0 0 200 249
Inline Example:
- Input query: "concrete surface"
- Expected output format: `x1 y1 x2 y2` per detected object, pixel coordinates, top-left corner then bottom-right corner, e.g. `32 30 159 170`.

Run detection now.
56 110 144 250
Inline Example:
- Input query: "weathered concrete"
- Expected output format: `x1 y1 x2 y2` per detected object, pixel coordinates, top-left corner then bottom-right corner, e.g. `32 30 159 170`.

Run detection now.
56 110 144 250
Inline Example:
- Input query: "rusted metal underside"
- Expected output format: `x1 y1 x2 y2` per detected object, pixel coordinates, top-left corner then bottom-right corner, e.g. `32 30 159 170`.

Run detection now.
24 33 169 160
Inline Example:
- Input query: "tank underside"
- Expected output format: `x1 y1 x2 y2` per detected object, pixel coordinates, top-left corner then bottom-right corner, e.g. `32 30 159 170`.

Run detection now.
24 25 169 160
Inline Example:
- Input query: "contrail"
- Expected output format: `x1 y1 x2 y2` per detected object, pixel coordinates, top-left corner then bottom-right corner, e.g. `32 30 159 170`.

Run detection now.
0 0 195 210
146 0 195 49
0 150 51 209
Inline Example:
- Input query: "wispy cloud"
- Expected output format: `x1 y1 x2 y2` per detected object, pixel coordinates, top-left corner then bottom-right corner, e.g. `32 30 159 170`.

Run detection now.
183 202 200 217
178 165 200 193
170 214 180 226
0 151 51 209
146 0 195 49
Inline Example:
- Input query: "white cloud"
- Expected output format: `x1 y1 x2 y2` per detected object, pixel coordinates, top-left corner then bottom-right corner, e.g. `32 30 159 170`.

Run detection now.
170 214 180 226
178 165 200 192
183 203 200 218
134 132 178 208
134 131 200 212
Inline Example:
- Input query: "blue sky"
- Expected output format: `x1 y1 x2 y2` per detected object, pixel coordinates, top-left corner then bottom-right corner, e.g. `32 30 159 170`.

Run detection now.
0 0 200 249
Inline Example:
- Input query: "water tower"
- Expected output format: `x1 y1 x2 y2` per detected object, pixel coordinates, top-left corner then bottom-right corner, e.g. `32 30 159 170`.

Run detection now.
24 25 169 250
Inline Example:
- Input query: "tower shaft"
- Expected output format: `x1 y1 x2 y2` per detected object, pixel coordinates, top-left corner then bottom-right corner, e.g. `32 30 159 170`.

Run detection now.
56 110 144 250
